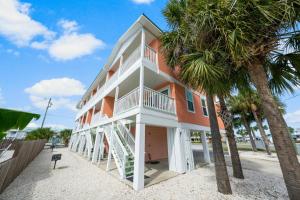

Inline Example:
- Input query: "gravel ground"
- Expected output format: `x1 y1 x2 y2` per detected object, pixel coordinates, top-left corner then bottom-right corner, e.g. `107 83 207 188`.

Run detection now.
0 148 289 200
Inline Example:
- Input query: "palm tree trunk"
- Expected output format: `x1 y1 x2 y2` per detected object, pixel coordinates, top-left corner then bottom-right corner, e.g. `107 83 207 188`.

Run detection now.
251 109 272 155
218 96 244 179
247 61 300 199
241 115 257 152
207 95 232 194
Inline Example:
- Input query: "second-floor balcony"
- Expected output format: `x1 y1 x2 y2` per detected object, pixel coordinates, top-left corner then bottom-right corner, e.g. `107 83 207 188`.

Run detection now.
114 86 176 116
76 44 157 120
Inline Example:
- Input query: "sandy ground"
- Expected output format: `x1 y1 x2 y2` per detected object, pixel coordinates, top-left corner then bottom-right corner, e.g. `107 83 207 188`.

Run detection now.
0 148 289 200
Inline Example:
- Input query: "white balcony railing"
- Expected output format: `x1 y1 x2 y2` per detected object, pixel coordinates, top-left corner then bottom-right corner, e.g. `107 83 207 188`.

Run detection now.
91 112 108 125
77 45 158 119
144 45 157 64
143 87 176 114
114 87 140 115
114 86 176 115
120 46 141 75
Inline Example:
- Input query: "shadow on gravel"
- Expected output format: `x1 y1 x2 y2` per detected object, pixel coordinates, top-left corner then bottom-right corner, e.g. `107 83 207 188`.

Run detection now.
0 148 53 200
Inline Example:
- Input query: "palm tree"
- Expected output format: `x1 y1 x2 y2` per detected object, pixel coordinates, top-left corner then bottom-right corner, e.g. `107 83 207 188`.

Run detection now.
229 96 257 152
162 1 233 194
60 129 72 147
218 96 244 179
26 128 55 141
162 1 300 198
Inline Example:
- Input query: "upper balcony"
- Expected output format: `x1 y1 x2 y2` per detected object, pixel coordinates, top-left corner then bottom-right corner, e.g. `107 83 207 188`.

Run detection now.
76 43 158 120
114 86 176 116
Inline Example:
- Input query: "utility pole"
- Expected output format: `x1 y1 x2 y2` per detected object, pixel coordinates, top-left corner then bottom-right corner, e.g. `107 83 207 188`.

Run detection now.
41 98 52 128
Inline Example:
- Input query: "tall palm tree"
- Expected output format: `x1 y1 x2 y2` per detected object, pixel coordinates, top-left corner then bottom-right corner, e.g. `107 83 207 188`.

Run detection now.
218 96 244 179
229 96 258 152
162 1 234 194
162 1 300 198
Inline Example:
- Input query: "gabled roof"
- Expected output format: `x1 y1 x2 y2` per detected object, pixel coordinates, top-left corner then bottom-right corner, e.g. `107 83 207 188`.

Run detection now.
77 14 162 108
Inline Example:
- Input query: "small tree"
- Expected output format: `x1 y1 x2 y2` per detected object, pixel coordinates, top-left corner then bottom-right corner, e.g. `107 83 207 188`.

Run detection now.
26 128 55 141
60 129 72 147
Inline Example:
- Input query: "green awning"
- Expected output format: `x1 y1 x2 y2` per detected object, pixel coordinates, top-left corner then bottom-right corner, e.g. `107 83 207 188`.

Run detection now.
0 108 40 132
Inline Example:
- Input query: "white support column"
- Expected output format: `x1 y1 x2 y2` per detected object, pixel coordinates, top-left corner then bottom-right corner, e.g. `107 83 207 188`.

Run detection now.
201 131 211 163
98 133 105 164
133 114 145 191
113 86 119 116
139 28 145 108
90 106 96 124
86 130 93 160
106 145 112 171
174 128 185 173
92 131 100 163
118 55 123 77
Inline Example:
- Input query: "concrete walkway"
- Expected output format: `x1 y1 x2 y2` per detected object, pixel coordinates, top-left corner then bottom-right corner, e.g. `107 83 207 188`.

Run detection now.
0 148 289 200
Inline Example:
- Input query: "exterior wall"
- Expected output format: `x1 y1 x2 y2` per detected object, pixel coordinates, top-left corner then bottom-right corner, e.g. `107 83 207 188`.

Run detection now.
130 125 168 161
149 39 180 79
145 126 168 161
102 96 115 117
153 81 225 129
174 83 224 129
149 39 224 129
108 70 115 79
86 109 93 124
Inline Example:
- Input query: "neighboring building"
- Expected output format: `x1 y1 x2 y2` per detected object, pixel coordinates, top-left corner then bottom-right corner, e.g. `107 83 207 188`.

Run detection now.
69 15 225 191
5 129 28 140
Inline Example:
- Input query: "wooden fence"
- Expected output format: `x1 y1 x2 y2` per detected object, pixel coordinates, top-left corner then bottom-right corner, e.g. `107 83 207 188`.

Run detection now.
0 139 46 193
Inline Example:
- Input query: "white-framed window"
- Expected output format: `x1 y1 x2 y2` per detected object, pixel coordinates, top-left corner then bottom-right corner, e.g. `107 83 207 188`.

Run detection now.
185 89 195 112
159 86 170 96
201 96 209 116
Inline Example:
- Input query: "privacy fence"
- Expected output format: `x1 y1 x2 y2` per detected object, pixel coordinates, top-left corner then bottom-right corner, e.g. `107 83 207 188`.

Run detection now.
0 139 46 193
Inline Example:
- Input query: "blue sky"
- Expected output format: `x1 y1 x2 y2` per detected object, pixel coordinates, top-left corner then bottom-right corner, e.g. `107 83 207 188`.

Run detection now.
0 0 300 131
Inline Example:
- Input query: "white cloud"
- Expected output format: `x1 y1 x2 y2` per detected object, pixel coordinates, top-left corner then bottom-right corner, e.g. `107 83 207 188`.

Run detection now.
58 19 79 34
46 124 69 131
285 110 300 125
25 77 85 112
29 96 77 111
0 1 105 61
48 32 105 61
6 48 20 56
25 77 85 97
0 0 54 46
26 122 69 131
131 0 154 4
26 122 39 129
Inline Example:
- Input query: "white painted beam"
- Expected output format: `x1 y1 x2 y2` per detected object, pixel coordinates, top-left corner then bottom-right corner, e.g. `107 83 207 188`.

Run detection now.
133 114 145 191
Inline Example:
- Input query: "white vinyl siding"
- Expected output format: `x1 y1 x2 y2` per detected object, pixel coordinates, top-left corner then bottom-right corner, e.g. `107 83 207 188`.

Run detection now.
201 96 208 116
185 89 195 112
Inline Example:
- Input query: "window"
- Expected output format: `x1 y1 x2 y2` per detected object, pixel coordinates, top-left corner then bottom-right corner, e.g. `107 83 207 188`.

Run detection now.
160 89 169 96
159 86 170 96
185 89 195 112
201 96 209 116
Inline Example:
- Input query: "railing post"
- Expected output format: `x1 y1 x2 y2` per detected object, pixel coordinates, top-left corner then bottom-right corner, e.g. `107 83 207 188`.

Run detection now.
114 86 119 115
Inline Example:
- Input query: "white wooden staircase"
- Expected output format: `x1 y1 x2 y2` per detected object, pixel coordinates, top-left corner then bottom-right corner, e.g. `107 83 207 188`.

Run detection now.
103 121 135 179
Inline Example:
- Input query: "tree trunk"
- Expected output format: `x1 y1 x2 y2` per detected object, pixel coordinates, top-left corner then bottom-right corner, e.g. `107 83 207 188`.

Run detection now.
207 95 232 194
218 96 244 179
251 108 272 155
247 61 300 199
241 115 257 152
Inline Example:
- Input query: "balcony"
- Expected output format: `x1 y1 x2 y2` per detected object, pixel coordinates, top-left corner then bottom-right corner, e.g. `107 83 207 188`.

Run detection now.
114 86 176 116
77 45 158 119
